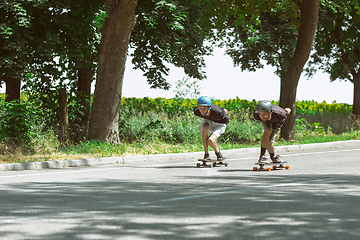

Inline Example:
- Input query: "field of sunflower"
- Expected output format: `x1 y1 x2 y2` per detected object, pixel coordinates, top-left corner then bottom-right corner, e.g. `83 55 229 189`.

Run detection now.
120 97 352 115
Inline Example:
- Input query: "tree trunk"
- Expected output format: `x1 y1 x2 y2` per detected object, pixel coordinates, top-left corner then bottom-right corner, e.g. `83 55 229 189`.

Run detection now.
279 72 300 140
352 74 360 122
5 77 21 102
59 88 69 143
87 0 137 144
75 63 93 142
279 0 319 140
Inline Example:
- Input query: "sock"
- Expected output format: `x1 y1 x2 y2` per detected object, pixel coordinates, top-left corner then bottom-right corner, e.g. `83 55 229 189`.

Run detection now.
270 153 275 160
260 147 266 157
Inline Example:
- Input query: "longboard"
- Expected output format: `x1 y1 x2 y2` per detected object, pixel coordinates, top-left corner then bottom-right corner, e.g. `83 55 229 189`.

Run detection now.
253 161 290 171
197 159 229 168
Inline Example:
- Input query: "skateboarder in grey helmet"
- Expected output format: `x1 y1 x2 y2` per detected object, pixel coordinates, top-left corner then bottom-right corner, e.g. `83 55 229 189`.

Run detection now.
253 100 291 163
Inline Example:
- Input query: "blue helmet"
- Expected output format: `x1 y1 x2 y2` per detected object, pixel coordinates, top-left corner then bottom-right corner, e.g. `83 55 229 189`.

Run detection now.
197 96 211 106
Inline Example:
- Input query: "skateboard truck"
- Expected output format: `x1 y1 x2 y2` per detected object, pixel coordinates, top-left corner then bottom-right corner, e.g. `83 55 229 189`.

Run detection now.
196 159 229 168
253 161 290 171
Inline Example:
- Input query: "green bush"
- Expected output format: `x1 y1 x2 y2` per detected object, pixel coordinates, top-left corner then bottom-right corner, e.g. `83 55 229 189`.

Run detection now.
117 98 357 146
0 98 59 156
0 99 42 142
118 107 263 145
0 94 356 147
119 110 200 144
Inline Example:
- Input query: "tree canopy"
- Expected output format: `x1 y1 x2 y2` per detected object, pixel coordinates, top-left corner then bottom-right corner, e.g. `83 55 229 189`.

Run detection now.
0 0 103 97
307 0 360 118
203 0 318 140
4 0 359 143
130 0 212 90
307 1 360 81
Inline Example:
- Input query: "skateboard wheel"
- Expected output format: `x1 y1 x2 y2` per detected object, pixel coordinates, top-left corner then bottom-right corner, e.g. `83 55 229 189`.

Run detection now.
196 163 201 168
272 165 277 170
266 167 271 172
225 162 229 167
285 165 290 170
253 167 258 171
209 164 213 168
213 162 217 167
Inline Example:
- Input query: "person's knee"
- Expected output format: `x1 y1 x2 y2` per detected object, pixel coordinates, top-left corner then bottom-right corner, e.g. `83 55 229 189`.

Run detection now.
207 134 217 145
264 128 272 135
201 122 210 132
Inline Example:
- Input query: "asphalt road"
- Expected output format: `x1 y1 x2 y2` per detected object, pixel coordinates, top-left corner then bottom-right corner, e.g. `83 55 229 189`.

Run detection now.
1 144 360 240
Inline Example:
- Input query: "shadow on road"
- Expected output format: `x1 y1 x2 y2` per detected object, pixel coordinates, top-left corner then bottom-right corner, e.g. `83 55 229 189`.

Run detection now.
0 173 360 239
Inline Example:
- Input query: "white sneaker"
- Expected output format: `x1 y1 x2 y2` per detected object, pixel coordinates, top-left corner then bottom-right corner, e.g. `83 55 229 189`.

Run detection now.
258 156 268 163
272 155 284 163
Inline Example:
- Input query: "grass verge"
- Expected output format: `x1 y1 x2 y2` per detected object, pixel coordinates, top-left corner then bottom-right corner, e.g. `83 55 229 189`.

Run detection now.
1 130 359 164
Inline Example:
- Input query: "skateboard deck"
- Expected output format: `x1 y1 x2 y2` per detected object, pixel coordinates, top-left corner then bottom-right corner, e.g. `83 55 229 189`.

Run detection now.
197 159 229 168
253 161 290 171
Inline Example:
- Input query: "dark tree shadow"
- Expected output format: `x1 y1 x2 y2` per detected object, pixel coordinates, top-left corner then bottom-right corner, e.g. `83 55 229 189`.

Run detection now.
0 172 360 239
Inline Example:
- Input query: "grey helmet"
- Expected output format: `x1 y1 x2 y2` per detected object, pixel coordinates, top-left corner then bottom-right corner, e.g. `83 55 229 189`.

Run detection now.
256 100 272 112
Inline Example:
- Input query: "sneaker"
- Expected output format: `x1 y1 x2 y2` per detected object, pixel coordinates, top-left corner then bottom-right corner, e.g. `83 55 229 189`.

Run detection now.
203 153 211 160
271 155 284 163
258 155 268 163
215 151 226 161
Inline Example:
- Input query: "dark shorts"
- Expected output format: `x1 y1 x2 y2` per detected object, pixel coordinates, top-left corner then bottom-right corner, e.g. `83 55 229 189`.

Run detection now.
262 121 284 143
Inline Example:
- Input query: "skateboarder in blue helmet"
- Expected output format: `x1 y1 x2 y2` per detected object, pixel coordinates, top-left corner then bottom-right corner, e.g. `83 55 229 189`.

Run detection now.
194 96 229 160
253 100 291 163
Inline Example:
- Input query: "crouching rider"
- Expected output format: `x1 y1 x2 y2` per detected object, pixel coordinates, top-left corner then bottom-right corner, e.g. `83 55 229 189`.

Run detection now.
253 100 291 163
194 96 229 160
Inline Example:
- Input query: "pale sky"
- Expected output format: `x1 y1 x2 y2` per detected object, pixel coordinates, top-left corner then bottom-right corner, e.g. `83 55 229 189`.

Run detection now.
122 47 354 104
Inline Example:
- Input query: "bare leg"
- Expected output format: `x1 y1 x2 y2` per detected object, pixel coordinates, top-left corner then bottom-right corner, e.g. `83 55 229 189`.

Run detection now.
261 128 272 149
201 123 210 154
267 142 275 155
207 134 219 153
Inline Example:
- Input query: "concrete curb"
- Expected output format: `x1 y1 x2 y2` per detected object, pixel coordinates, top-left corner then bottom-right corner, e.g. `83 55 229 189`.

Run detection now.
1 140 359 171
